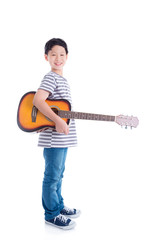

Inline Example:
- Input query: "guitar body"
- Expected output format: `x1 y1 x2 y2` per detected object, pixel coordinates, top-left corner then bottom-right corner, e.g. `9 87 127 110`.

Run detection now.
17 91 139 132
17 91 71 132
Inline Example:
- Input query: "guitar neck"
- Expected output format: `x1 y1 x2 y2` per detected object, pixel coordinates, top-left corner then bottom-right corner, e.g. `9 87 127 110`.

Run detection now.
58 110 115 122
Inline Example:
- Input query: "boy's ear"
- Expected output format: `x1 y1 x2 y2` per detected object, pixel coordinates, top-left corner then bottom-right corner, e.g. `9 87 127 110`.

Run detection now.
44 54 48 61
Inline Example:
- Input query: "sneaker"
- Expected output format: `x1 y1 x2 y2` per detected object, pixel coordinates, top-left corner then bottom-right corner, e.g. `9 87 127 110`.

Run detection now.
45 214 76 230
60 206 81 218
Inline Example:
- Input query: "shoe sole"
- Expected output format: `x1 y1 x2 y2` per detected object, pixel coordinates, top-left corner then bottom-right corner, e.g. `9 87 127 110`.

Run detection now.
45 220 76 230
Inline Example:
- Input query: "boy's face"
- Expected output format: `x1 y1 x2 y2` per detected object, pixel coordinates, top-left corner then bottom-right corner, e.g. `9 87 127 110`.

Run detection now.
45 45 68 73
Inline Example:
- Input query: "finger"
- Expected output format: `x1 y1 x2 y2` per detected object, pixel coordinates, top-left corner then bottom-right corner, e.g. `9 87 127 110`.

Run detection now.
36 127 49 133
65 127 69 135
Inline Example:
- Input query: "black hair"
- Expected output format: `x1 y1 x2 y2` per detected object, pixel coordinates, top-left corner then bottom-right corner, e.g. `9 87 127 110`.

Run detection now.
44 38 68 55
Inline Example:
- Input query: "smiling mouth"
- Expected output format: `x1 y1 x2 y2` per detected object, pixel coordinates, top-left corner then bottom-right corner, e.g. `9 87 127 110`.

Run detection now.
55 63 62 66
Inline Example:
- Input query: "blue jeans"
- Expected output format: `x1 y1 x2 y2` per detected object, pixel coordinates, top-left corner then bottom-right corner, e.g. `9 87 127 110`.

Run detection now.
42 147 68 220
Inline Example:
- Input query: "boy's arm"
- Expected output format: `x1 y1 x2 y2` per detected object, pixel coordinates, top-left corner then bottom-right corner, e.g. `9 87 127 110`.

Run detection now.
33 89 69 134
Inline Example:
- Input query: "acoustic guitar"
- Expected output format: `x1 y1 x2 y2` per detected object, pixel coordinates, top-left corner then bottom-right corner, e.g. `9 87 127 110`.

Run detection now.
17 91 139 132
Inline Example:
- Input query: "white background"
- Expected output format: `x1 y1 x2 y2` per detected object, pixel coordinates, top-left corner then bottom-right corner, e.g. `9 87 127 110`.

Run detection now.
0 0 160 239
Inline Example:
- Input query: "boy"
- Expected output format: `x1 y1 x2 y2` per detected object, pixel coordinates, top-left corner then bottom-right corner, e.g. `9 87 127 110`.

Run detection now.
33 38 80 230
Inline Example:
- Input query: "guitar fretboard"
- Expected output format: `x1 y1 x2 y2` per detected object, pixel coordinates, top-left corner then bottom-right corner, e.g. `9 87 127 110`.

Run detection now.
58 110 115 122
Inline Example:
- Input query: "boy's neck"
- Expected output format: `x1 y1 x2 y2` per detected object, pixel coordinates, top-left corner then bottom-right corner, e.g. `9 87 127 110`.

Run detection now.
51 68 63 76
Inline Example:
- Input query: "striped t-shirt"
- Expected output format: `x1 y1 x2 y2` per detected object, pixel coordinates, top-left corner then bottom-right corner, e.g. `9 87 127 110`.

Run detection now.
37 71 77 148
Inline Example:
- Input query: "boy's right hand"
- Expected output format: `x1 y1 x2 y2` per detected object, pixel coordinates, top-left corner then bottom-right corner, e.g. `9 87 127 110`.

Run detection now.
55 117 69 135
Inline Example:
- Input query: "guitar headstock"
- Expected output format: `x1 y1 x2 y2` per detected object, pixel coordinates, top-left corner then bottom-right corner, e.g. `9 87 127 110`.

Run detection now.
115 115 139 128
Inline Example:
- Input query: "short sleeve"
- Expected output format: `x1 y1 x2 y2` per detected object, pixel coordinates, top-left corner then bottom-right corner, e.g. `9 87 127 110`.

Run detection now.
38 72 57 98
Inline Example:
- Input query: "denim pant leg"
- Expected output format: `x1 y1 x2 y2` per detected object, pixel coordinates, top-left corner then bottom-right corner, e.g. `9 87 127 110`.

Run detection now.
42 147 68 220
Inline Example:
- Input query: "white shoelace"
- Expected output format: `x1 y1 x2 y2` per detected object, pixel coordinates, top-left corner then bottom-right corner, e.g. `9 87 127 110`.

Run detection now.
55 214 68 223
64 206 74 213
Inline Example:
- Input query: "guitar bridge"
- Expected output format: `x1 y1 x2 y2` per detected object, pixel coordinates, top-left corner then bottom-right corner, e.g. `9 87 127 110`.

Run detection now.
31 105 38 122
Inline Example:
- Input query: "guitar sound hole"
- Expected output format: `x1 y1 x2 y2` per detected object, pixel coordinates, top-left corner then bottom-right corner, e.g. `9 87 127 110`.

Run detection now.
51 108 58 115
45 108 59 122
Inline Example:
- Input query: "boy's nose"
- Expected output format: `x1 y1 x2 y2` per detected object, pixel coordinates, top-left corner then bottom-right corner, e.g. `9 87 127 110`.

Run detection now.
56 55 60 60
